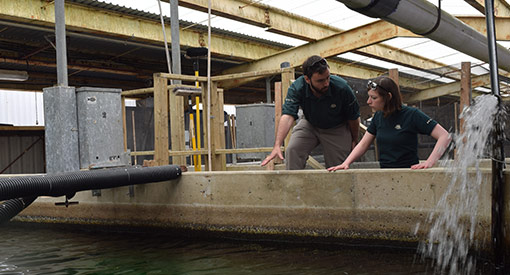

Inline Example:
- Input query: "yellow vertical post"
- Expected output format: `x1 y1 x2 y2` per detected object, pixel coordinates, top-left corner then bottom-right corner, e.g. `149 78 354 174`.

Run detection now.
190 113 198 169
195 71 202 171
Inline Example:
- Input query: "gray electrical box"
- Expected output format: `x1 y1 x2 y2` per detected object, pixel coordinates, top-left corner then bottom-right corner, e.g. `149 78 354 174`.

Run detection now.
235 103 275 161
76 87 130 169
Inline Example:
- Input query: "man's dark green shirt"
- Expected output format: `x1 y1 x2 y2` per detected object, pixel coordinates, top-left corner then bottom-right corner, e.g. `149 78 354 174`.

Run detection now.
282 75 360 129
367 105 437 168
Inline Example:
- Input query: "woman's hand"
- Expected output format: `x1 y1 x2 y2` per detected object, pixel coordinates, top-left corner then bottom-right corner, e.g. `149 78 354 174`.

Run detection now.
327 163 349 171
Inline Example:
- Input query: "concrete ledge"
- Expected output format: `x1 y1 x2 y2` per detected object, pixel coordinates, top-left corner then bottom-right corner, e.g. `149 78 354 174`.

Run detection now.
14 168 504 250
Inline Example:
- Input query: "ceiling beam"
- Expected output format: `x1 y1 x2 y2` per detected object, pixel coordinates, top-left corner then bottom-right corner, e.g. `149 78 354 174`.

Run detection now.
174 0 340 41
219 20 414 89
457 16 510 40
465 0 510 17
0 0 282 61
403 74 491 103
175 0 453 77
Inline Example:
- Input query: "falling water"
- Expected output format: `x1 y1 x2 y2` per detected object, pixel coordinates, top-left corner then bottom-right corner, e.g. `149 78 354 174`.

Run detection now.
419 94 506 274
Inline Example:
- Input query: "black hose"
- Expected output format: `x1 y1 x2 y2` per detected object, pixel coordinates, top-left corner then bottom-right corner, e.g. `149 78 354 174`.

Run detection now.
0 165 181 202
0 196 37 224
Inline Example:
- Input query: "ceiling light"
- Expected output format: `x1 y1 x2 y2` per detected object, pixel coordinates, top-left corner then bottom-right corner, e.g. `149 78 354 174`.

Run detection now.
0 69 29 81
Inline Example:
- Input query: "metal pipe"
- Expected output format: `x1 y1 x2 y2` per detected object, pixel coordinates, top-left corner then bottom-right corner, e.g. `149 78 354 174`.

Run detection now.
485 0 507 272
170 0 182 85
207 0 212 171
54 0 68 86
336 0 510 72
265 77 271 103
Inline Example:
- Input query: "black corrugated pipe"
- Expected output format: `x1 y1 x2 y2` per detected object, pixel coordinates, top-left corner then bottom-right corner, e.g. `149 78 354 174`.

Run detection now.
0 165 182 202
0 196 37 224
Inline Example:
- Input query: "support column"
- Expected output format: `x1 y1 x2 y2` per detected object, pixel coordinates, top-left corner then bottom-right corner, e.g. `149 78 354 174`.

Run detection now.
169 90 186 165
154 75 169 165
281 63 294 149
203 82 225 171
54 0 68 86
389 68 399 86
459 62 472 134
43 86 79 173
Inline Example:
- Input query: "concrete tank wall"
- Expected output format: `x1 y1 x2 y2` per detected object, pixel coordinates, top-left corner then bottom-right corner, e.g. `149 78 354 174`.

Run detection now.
14 168 503 250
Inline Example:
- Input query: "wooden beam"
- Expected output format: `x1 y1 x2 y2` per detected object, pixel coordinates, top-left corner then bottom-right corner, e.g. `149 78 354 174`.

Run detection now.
122 84 199 97
458 16 510 40
211 67 292 82
173 0 340 42
220 21 410 89
354 44 460 79
203 82 226 171
176 0 448 78
465 0 510 17
0 0 282 62
169 90 186 165
404 74 490 103
0 0 442 92
153 75 169 165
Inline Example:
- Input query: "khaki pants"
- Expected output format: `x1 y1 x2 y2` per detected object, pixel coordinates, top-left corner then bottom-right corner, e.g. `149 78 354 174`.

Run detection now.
285 119 352 170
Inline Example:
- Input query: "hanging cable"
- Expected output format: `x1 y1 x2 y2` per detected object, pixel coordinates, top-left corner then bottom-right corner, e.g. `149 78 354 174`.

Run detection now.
207 0 212 171
157 0 173 82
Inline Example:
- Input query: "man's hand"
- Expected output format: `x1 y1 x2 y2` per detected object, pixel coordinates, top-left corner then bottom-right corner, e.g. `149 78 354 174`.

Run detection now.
261 147 284 166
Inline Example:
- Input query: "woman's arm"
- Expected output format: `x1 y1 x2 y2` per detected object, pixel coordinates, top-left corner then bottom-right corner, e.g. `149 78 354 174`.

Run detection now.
327 132 375 171
411 124 451 169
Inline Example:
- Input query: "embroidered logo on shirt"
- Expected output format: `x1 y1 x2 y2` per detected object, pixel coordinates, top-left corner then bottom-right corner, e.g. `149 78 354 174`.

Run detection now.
395 124 402 130
330 104 336 108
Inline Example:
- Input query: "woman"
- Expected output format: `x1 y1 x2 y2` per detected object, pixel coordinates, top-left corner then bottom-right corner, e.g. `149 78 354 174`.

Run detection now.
328 76 451 170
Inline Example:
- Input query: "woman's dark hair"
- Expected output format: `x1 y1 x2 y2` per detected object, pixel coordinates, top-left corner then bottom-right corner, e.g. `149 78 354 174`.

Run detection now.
302 55 329 79
372 76 402 117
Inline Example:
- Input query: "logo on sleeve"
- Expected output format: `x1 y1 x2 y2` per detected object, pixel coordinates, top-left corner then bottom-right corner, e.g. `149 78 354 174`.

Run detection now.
330 104 337 108
395 124 401 130
426 119 432 124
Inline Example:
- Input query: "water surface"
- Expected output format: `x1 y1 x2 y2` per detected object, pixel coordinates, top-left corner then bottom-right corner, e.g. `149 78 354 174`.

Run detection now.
0 222 492 274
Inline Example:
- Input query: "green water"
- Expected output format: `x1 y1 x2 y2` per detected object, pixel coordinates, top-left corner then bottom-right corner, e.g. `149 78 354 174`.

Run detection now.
0 223 492 274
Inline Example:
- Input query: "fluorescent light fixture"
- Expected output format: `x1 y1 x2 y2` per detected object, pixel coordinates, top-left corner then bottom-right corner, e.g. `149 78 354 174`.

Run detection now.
0 69 29 81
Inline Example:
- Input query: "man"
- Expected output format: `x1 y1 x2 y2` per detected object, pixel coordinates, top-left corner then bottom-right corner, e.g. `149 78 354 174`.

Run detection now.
261 55 361 170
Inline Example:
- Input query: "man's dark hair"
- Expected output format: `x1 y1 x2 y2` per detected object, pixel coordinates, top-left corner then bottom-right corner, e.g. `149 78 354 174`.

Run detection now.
302 55 329 79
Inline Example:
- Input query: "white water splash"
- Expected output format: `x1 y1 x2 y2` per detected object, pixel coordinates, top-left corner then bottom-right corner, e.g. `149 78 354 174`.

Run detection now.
419 95 506 274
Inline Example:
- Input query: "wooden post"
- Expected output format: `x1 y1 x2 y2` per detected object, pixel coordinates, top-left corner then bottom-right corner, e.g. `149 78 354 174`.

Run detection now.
211 82 226 171
273 81 283 165
389 68 399 86
281 68 295 149
169 90 186 165
460 62 472 135
201 82 210 170
154 75 169 165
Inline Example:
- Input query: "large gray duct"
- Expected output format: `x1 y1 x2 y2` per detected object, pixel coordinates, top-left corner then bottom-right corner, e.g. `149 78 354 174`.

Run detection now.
337 0 510 72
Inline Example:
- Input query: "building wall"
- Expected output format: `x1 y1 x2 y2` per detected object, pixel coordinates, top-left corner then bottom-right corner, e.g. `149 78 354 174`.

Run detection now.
0 130 45 174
